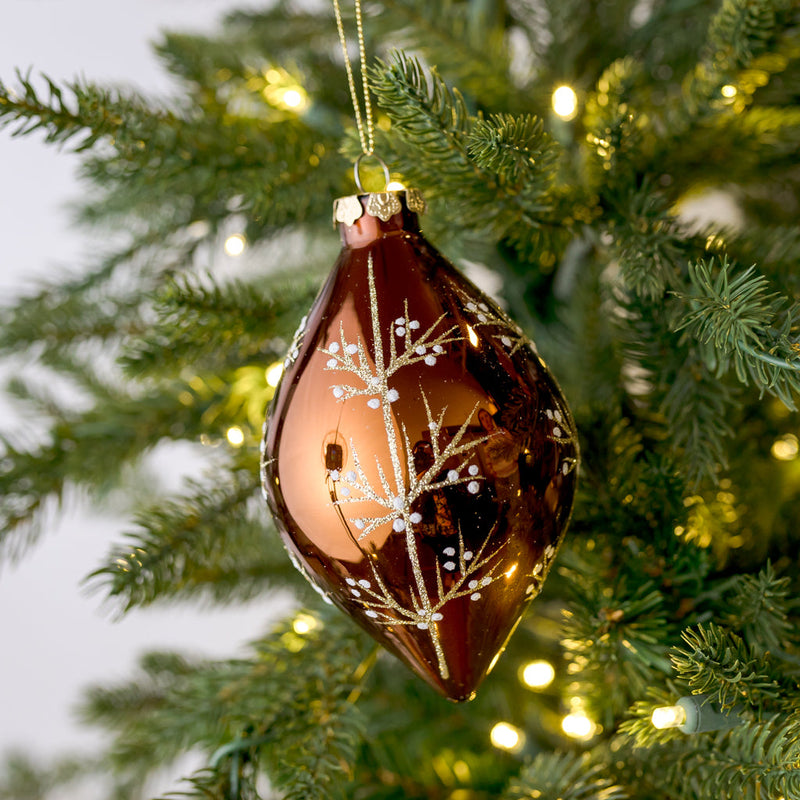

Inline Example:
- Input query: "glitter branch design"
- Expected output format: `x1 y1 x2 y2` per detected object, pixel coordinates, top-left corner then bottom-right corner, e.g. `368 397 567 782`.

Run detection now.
319 255 502 679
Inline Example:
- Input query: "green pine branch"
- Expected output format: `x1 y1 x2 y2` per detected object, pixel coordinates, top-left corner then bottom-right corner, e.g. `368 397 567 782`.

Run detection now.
503 752 627 800
670 622 799 712
90 469 309 611
120 274 319 378
674 256 800 410
80 615 371 797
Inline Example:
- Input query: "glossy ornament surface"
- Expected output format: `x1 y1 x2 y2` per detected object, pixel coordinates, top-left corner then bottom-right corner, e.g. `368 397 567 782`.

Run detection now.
261 191 578 701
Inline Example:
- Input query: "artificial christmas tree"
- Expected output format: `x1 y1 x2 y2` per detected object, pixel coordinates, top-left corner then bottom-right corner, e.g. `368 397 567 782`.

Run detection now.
2 0 800 798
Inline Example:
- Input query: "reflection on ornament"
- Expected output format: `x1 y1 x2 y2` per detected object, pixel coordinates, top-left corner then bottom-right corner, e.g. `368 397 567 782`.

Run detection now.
262 190 578 700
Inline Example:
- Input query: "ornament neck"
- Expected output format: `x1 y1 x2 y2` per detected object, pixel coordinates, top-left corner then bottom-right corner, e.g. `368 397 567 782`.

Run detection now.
334 190 427 248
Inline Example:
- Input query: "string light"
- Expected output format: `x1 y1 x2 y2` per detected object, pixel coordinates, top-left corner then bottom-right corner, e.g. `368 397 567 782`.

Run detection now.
650 695 741 734
224 233 246 256
651 705 687 729
521 660 555 689
226 426 245 447
292 613 319 635
490 722 525 753
771 433 799 461
561 711 595 740
279 88 305 109
266 362 284 388
552 85 578 120
386 180 406 190
721 84 737 98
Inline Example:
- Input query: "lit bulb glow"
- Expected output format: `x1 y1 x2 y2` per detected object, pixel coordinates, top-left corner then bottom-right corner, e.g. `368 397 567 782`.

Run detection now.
292 613 318 635
281 88 304 108
466 324 480 348
561 712 595 740
651 705 687 730
490 722 525 752
266 362 284 388
771 434 799 461
521 660 555 689
226 426 245 447
721 84 737 98
552 85 578 120
386 180 406 191
224 234 246 256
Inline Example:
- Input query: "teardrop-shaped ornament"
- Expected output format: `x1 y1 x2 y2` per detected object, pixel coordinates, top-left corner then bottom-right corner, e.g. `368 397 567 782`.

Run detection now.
262 190 578 701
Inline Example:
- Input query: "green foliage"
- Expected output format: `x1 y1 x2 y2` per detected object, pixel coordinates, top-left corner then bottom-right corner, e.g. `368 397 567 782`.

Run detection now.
3 0 800 797
674 257 800 409
90 469 310 611
670 622 798 712
503 752 627 800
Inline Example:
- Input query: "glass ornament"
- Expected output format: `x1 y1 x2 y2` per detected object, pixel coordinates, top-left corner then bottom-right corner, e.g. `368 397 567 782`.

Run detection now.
261 190 578 701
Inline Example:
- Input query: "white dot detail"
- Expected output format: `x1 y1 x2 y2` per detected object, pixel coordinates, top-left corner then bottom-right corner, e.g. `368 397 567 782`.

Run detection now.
393 496 404 510
327 358 337 368
501 336 512 347
346 578 357 586
393 518 406 532
332 387 344 399
417 622 429 630
409 320 420 329
481 576 492 586
358 579 371 588
447 469 459 482
345 470 357 482
443 561 456 571
350 589 361 597
433 345 444 354
354 519 365 530
396 327 406 337
410 512 422 524
328 342 340 353
367 398 381 409
467 481 480 494
468 465 479 476
471 592 481 601
432 612 443 621
479 303 489 311
329 470 340 481
443 547 456 556
424 355 437 366
387 388 399 402
553 426 562 437
468 580 479 589
562 462 569 475
464 551 473 561
395 317 405 325
341 487 351 496
346 343 358 355
415 345 426 355
365 610 378 618
467 302 477 311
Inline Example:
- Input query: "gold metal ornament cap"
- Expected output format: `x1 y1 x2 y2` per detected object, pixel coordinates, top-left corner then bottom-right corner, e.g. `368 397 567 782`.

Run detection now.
332 152 427 226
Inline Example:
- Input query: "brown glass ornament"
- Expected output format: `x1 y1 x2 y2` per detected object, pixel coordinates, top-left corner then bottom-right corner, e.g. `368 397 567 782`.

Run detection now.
261 190 578 701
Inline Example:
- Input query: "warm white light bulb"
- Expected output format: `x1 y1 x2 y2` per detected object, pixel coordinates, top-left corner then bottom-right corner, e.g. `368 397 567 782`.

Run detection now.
552 85 578 120
771 434 799 461
521 660 555 689
281 88 303 108
266 362 284 388
386 180 406 191
292 613 318 635
561 712 594 740
490 722 525 752
226 426 245 447
224 233 246 256
721 84 737 98
651 705 687 730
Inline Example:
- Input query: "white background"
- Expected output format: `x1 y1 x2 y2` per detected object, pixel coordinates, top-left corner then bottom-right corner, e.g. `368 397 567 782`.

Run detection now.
0 0 292 776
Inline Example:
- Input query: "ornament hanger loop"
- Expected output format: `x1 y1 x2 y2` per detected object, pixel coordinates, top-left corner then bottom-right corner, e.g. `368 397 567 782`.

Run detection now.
354 152 391 193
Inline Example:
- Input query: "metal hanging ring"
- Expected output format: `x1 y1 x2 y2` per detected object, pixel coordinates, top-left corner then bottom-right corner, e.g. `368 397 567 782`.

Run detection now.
354 153 391 193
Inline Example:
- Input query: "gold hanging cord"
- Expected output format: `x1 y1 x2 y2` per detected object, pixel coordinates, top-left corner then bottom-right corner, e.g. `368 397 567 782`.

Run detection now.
333 0 390 192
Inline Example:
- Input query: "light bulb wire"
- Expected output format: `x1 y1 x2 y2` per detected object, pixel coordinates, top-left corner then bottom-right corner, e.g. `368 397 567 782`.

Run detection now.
332 0 375 158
